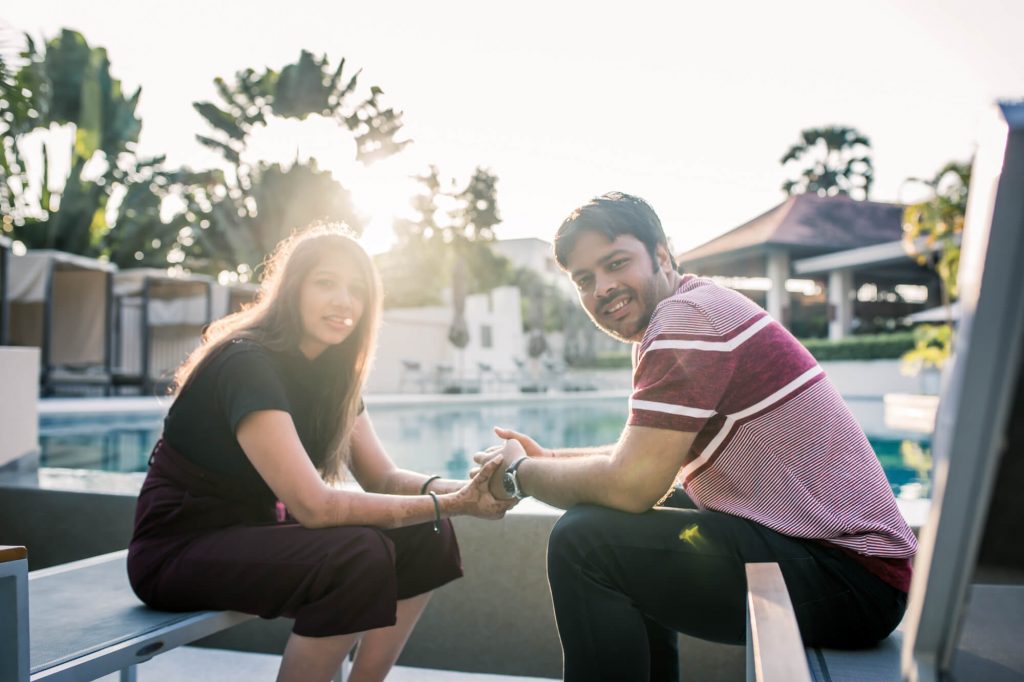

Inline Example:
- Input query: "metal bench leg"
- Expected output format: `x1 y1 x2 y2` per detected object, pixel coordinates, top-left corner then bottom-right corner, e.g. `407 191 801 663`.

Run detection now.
120 665 138 682
332 657 350 682
0 553 30 682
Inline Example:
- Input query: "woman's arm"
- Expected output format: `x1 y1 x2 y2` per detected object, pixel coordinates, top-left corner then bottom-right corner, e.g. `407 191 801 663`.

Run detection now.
236 410 508 529
347 413 464 495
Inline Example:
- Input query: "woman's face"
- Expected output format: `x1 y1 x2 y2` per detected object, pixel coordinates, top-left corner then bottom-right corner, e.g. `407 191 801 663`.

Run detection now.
297 251 368 359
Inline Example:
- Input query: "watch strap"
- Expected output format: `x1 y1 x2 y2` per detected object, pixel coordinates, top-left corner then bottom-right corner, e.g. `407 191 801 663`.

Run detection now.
506 456 529 499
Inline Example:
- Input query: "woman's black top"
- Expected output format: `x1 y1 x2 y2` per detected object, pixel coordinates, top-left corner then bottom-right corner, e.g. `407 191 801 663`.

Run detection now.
163 339 360 498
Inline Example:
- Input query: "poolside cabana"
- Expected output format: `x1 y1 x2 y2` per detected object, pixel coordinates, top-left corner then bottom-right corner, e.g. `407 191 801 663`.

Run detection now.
7 250 116 396
0 236 10 346
678 195 939 337
112 269 213 394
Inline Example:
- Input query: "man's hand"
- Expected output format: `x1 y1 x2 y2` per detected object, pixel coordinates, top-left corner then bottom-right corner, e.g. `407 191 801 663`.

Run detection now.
474 424 698 513
468 426 552 477
492 427 554 458
472 437 529 500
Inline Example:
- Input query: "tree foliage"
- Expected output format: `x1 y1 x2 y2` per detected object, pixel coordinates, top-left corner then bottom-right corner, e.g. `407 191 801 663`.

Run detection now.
380 165 514 308
191 50 410 270
1 29 141 253
2 26 510 295
901 323 953 375
902 160 970 302
0 28 209 268
781 126 873 200
899 159 971 375
103 158 225 268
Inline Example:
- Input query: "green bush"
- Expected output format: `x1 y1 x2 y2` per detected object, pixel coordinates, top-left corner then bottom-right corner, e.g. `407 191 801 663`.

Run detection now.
800 332 916 361
572 352 633 369
900 324 953 374
570 333 916 367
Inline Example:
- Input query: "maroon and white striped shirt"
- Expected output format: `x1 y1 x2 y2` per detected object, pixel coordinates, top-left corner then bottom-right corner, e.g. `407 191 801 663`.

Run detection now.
629 275 918 566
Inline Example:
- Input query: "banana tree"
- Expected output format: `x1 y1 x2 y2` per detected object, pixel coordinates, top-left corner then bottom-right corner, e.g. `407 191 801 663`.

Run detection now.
1 29 142 255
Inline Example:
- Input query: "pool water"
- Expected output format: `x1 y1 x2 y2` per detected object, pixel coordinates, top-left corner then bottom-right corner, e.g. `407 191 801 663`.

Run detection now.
39 398 931 501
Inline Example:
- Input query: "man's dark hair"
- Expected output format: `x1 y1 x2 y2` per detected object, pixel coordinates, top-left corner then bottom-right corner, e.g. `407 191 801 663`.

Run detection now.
553 191 678 272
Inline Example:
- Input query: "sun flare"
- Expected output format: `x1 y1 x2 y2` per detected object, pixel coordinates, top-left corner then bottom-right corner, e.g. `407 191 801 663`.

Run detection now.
242 115 416 254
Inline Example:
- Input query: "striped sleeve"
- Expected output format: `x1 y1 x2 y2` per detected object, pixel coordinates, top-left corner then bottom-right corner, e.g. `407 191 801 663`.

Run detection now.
628 302 737 432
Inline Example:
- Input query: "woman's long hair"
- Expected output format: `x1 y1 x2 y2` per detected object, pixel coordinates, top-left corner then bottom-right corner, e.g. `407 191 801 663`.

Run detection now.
173 224 382 483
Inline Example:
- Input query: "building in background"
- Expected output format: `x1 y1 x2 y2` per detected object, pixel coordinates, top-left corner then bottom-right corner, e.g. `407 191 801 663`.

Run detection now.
367 286 524 394
678 194 941 339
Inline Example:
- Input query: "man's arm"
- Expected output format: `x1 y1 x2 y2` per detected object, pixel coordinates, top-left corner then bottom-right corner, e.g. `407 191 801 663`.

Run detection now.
492 427 614 458
481 425 697 513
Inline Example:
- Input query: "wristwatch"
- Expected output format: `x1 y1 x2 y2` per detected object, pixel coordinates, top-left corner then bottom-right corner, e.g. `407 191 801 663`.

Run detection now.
502 456 530 500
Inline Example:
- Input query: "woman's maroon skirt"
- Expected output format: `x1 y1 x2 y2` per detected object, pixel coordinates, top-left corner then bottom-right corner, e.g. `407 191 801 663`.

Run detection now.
127 440 463 637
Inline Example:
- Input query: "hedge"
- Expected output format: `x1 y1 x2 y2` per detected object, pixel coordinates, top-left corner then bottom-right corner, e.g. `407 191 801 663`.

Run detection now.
573 352 632 369
571 332 917 367
799 332 916 361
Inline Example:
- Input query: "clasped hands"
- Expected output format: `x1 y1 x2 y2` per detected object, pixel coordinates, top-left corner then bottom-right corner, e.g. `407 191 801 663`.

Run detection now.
470 426 553 500
452 427 550 519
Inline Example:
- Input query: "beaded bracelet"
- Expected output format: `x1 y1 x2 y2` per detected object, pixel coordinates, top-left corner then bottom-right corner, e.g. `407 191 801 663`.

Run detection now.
427 491 441 533
419 475 442 495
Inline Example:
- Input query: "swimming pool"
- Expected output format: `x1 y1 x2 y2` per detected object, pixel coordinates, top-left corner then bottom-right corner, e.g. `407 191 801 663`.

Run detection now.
38 395 932 502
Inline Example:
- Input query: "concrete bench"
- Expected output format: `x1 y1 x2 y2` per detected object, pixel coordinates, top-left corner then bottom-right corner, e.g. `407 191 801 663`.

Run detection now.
745 564 1024 682
0 546 254 682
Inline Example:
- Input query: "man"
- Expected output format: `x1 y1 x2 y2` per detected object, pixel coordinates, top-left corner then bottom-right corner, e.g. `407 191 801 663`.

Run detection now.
475 192 917 682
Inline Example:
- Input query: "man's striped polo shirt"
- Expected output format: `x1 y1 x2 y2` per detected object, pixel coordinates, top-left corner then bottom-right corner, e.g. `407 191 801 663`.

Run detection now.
628 275 918 574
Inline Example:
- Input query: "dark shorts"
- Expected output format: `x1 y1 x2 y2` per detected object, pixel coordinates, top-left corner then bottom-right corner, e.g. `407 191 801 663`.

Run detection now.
127 441 462 637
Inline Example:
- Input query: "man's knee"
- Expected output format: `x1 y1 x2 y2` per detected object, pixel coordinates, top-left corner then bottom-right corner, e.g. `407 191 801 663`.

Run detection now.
548 505 619 566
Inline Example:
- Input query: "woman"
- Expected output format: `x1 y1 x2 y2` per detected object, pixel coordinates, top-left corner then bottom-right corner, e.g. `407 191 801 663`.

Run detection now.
127 225 512 682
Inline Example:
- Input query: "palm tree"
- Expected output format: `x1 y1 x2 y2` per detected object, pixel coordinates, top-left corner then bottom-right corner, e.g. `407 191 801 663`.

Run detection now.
191 50 410 269
381 166 513 309
780 126 874 200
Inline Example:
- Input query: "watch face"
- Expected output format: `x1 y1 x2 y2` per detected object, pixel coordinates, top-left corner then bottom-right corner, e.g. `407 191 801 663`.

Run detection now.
502 470 516 496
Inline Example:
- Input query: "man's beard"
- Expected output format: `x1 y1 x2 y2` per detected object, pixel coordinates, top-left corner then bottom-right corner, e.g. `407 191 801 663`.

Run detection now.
587 278 659 343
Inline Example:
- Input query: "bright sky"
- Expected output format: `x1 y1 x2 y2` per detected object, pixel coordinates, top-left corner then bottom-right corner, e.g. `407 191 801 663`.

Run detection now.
5 0 1023 256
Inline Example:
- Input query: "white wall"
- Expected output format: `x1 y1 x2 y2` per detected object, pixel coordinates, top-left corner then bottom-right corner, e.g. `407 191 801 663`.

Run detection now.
492 237 577 297
491 238 557 277
366 286 524 393
819 359 935 398
0 347 40 468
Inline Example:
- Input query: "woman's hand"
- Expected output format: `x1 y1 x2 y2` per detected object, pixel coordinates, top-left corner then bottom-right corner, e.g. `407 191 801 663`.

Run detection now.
446 456 517 520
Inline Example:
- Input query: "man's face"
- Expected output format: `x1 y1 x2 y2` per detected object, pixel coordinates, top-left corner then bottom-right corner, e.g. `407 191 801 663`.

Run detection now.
564 231 674 343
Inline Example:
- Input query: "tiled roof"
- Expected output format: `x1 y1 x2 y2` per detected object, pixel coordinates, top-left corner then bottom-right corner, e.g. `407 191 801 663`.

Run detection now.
679 194 904 267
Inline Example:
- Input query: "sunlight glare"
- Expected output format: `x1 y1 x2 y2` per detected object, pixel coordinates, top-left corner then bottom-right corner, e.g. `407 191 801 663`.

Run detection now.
242 115 415 254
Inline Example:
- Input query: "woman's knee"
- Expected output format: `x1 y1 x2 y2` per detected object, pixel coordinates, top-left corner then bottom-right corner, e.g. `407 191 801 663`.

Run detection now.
317 527 396 592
